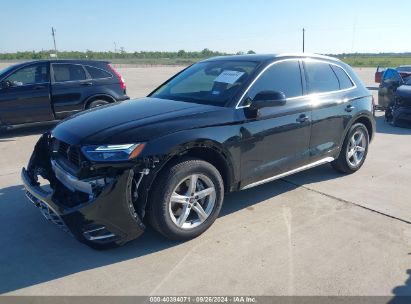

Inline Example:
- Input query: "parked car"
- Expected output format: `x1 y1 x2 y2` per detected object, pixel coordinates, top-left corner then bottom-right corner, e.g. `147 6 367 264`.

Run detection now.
378 68 411 109
375 65 411 84
384 73 411 127
22 53 375 248
0 60 129 130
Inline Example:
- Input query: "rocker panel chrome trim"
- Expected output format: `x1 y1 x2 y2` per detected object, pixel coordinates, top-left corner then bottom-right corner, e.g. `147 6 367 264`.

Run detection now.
241 157 334 190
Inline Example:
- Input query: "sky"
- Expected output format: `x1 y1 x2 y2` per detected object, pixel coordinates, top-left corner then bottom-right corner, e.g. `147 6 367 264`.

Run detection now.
0 0 410 54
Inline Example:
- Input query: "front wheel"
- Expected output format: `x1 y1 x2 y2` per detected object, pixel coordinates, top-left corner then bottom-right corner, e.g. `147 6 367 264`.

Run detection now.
331 123 369 174
147 158 224 240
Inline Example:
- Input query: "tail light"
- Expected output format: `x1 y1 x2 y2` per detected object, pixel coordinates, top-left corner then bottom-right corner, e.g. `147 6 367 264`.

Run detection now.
108 64 126 90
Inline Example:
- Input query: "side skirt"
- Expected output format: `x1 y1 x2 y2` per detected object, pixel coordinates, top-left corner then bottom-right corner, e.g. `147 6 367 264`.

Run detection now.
241 157 335 190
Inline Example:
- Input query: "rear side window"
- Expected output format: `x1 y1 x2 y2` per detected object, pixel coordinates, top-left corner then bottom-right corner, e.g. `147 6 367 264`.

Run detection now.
85 66 112 79
5 63 49 86
304 61 339 94
53 64 86 82
247 60 303 99
331 65 354 89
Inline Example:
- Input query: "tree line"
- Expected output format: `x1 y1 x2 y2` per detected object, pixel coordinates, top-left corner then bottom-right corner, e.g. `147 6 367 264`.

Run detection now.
0 49 257 61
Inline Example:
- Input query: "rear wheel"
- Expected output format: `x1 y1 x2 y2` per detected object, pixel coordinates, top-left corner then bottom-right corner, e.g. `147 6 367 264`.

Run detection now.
147 158 224 240
87 99 109 109
331 123 369 174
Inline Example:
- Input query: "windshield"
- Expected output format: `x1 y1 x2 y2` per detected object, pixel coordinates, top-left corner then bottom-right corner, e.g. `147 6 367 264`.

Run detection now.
150 60 259 106
0 65 17 79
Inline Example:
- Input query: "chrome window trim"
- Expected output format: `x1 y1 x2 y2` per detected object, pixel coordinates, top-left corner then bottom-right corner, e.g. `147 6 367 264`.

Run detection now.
235 58 357 109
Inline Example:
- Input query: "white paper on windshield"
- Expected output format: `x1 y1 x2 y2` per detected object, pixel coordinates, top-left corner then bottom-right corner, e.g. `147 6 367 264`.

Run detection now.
214 70 244 84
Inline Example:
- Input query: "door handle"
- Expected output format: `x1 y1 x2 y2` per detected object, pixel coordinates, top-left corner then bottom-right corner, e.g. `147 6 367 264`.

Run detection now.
345 105 355 112
296 114 309 123
81 82 93 86
33 85 46 90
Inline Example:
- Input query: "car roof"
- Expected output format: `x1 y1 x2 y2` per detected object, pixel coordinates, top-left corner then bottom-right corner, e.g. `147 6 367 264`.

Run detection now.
203 53 341 64
10 59 110 68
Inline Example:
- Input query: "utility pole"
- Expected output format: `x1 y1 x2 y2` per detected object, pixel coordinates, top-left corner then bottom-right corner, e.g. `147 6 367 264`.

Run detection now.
302 28 305 53
114 42 117 53
51 27 57 54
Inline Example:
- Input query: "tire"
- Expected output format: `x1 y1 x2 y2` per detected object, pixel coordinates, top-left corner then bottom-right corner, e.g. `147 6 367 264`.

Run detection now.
147 157 224 241
87 99 109 109
331 123 369 174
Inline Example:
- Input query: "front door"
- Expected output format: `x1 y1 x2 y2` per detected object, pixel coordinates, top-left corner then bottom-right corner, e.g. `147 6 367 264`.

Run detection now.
238 60 312 187
0 63 53 125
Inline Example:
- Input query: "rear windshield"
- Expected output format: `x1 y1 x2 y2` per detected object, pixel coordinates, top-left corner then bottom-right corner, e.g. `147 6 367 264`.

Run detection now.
150 60 259 106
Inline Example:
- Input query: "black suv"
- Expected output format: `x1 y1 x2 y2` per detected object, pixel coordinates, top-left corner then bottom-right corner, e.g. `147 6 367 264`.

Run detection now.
0 60 129 129
22 54 375 248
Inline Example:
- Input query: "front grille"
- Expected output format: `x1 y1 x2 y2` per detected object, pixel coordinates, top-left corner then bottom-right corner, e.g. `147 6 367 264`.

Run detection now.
54 139 82 168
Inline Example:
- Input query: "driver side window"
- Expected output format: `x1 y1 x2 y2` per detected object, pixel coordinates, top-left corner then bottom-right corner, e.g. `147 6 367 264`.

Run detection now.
247 60 303 100
5 63 49 87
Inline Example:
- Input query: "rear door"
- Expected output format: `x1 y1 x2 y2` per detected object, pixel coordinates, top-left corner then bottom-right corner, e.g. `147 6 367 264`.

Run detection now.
0 62 53 125
378 68 403 108
51 63 91 119
304 60 356 162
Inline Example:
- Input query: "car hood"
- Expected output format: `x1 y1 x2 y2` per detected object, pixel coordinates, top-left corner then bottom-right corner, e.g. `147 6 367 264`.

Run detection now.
52 97 235 145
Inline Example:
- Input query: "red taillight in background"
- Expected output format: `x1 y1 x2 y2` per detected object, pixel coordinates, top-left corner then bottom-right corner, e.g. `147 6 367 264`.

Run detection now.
108 63 126 90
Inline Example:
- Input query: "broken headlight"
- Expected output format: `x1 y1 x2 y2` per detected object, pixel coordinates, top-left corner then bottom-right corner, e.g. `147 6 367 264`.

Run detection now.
81 143 145 162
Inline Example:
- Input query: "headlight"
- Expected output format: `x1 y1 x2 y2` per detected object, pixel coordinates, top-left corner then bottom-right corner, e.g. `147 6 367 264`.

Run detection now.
81 143 145 162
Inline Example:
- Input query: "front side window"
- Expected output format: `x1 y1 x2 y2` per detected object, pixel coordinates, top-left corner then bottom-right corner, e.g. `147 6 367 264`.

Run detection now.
53 64 86 82
246 60 303 100
304 61 340 94
5 63 49 86
150 60 259 106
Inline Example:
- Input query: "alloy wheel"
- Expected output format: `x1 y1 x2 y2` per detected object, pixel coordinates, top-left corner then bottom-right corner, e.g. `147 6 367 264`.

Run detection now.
346 129 367 167
168 174 216 230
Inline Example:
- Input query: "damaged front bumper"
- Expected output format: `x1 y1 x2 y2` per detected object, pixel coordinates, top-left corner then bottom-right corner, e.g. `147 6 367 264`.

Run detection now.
21 134 147 247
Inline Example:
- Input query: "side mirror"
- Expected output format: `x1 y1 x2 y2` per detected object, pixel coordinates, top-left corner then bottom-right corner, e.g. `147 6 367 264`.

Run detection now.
251 90 286 109
0 80 11 89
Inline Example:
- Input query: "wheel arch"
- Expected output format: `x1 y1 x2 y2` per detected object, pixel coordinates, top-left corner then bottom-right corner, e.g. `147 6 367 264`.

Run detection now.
83 94 116 109
136 140 237 220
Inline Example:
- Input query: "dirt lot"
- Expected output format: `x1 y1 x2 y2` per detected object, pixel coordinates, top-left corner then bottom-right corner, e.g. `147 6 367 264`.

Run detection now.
0 65 410 296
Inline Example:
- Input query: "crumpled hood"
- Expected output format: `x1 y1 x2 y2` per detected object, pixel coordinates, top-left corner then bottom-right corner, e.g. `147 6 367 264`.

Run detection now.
52 97 234 145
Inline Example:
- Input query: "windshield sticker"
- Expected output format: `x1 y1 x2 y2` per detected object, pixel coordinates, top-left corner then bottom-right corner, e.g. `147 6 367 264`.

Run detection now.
214 70 245 84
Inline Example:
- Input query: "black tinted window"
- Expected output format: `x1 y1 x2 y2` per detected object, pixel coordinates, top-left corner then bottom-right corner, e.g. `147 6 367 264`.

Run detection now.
304 62 339 94
331 65 354 89
53 64 86 82
247 60 303 99
86 66 112 79
5 63 49 86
